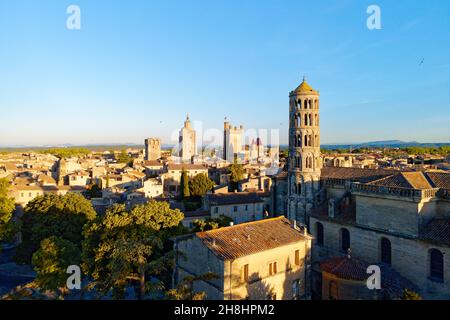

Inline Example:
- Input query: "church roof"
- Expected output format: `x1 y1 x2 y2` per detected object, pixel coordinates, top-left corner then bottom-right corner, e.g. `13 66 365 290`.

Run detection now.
368 172 433 189
293 78 318 95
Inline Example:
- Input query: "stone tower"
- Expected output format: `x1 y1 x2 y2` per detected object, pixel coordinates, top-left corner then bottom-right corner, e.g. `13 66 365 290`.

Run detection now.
179 114 197 163
144 137 161 161
287 77 322 226
223 118 244 162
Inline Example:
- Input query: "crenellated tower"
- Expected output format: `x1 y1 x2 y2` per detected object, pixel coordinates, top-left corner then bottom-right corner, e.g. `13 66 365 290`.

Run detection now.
287 77 323 225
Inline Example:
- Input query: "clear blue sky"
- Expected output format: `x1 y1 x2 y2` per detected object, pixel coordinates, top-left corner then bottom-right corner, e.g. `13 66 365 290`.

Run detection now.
0 0 449 147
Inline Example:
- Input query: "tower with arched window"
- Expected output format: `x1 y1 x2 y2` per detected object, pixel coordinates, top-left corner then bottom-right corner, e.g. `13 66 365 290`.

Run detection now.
287 77 322 224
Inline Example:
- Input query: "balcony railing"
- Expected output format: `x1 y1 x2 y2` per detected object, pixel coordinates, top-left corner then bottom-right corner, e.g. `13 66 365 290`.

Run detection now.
350 183 440 200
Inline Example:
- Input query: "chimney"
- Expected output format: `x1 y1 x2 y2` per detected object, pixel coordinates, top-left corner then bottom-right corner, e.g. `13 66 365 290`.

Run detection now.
229 221 234 227
212 239 216 247
247 234 251 241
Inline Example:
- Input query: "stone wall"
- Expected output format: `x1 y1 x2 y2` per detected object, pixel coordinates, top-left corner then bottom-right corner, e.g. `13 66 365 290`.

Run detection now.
310 216 450 299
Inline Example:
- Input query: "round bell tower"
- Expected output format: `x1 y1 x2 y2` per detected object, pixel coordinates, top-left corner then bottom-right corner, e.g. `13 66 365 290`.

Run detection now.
287 77 322 225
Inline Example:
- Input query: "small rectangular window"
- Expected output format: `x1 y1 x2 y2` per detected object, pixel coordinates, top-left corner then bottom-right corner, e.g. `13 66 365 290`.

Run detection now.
295 250 300 266
243 264 249 282
269 262 277 275
234 206 238 212
214 207 218 214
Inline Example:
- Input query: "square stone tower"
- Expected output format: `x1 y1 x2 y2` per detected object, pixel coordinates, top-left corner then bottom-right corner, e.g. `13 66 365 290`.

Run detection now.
223 118 244 162
145 137 161 161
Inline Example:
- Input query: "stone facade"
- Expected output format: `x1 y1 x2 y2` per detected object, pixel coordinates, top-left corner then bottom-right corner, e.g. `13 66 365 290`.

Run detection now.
287 78 323 225
144 137 161 161
223 119 244 162
173 217 312 300
179 115 197 163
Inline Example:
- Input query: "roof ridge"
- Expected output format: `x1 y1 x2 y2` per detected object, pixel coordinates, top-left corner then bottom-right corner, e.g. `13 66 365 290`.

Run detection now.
199 216 286 235
366 173 396 185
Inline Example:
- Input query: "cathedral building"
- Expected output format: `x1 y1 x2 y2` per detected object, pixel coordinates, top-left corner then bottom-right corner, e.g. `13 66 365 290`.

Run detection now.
278 77 450 299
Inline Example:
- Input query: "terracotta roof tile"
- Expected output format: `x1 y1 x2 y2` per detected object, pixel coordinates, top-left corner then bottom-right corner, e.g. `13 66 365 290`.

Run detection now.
320 256 369 281
321 167 396 183
368 172 432 189
205 192 264 206
420 219 450 247
196 217 310 260
424 172 450 189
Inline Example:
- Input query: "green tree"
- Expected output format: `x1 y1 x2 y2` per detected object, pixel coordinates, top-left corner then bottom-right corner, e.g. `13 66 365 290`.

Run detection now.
191 215 233 232
0 178 16 243
15 193 96 264
42 148 90 159
84 183 102 199
181 169 190 199
229 159 245 191
189 173 214 198
117 149 133 166
82 201 184 299
166 272 218 300
32 236 81 296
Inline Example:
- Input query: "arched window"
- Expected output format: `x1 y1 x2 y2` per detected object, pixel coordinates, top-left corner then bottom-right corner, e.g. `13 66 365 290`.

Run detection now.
297 115 301 127
308 114 312 126
304 114 308 126
316 222 324 246
297 100 301 109
380 238 391 264
429 249 444 282
340 228 350 252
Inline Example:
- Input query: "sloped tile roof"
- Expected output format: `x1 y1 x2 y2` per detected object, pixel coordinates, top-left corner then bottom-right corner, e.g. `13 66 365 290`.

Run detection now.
320 167 396 183
320 256 369 281
424 172 450 189
368 172 432 189
205 192 264 206
320 257 419 297
420 219 450 247
196 217 310 260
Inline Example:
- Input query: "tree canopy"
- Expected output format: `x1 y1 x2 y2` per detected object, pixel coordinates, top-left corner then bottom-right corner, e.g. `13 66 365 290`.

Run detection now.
181 169 190 199
189 173 214 198
190 215 233 232
0 178 16 243
15 193 96 264
82 201 184 299
117 149 133 166
32 236 81 294
41 148 90 159
228 160 245 191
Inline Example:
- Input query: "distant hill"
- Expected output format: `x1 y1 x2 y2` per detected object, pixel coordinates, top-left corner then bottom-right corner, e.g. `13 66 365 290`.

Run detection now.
322 140 450 149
